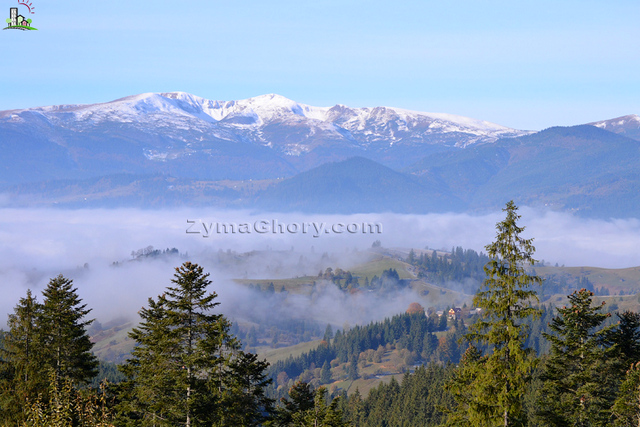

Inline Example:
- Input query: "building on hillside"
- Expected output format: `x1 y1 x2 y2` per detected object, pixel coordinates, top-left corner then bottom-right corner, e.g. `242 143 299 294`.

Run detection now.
448 307 462 319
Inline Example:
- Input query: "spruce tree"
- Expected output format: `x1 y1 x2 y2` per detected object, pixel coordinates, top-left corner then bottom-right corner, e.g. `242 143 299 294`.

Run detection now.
273 381 315 426
39 275 98 386
321 361 332 384
0 290 45 423
536 288 616 426
119 261 273 426
612 361 640 426
448 201 541 427
608 311 640 374
220 351 274 426
288 386 348 427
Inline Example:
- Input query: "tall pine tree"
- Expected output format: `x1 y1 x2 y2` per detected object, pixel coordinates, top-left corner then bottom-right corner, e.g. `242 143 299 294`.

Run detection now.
448 200 541 427
536 289 616 426
119 261 273 426
39 274 98 385
0 289 44 423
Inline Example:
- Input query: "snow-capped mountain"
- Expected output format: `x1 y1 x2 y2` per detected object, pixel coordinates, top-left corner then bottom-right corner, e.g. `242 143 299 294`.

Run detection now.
589 114 640 141
0 92 528 180
12 91 525 144
1 94 639 218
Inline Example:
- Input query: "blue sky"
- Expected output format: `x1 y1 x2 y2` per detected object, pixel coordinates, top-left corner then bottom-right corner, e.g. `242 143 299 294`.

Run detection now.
1 0 638 130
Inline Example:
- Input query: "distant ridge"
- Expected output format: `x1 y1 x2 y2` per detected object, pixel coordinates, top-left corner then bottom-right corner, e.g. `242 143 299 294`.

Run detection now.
0 92 528 185
589 114 640 141
255 157 464 214
1 93 639 218
406 125 640 217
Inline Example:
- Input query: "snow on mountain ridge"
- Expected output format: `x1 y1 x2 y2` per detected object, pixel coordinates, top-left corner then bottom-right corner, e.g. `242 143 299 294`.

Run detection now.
2 92 533 151
6 91 521 137
591 114 640 129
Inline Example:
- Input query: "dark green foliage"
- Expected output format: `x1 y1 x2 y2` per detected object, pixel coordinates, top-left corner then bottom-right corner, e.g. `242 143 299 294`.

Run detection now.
446 345 490 426
449 201 541 426
321 361 332 384
40 275 99 384
0 278 98 424
293 387 348 427
536 289 616 426
342 364 455 426
118 262 273 426
221 351 274 426
347 354 359 381
608 311 640 374
22 370 115 427
409 246 490 293
0 290 44 423
271 382 347 426
267 311 445 391
612 362 640 426
324 324 334 343
273 381 315 426
90 360 127 387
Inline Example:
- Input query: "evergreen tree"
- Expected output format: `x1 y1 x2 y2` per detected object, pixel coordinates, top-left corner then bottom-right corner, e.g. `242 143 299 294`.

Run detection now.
448 201 541 427
0 290 44 423
608 311 640 374
39 275 98 385
118 262 273 426
447 345 493 426
220 351 274 426
320 361 332 384
348 354 359 381
290 387 348 427
22 370 115 427
271 381 315 426
612 361 640 426
323 324 334 343
536 288 616 426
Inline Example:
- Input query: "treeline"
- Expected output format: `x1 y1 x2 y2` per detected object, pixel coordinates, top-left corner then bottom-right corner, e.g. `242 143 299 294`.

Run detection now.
317 267 406 292
408 246 615 299
386 202 640 426
538 272 610 297
336 365 455 426
408 247 490 293
0 263 348 426
0 276 99 425
266 310 458 399
232 283 325 349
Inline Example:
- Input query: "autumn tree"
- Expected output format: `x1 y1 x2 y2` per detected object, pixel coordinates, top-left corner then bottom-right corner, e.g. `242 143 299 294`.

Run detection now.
448 200 541 427
407 302 425 315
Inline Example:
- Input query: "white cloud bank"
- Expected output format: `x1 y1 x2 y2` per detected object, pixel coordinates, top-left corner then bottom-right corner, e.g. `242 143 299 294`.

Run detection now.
0 207 638 325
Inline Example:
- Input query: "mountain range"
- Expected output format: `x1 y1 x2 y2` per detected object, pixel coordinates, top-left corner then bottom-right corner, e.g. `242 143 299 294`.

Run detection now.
1 92 639 217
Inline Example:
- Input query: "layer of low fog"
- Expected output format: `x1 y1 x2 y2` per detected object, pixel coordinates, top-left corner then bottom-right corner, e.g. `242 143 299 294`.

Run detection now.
1 207 639 328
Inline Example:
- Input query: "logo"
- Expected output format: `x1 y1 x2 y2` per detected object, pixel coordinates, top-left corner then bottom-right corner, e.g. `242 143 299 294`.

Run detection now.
4 1 36 31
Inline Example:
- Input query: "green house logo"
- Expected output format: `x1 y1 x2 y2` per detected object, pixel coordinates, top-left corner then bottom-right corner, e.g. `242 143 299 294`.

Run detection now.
4 6 37 31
